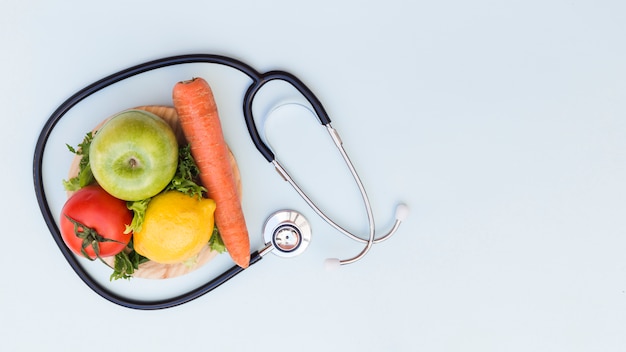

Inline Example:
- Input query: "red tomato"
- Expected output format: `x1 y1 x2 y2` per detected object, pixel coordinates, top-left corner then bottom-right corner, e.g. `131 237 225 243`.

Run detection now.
60 185 132 259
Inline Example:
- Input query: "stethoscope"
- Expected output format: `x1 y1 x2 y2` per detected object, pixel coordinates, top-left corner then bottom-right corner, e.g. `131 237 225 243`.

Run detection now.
33 54 409 309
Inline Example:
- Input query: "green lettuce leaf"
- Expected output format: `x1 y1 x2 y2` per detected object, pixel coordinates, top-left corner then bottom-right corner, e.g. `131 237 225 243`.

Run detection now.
62 132 95 191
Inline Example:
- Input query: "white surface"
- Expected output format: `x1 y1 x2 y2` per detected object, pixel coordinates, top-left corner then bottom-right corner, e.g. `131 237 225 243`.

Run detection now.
2 0 626 351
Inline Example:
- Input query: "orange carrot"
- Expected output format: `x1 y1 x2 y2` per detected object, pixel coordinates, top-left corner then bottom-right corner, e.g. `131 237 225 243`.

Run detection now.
172 77 250 268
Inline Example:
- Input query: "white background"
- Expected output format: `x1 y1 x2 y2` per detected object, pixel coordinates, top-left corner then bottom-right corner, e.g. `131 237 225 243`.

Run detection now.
3 0 626 351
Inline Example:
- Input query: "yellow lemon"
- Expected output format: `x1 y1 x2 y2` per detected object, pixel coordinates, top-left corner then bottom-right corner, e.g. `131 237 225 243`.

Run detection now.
133 191 216 264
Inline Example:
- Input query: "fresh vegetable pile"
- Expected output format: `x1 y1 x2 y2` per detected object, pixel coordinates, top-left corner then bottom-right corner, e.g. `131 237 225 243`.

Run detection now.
60 77 250 280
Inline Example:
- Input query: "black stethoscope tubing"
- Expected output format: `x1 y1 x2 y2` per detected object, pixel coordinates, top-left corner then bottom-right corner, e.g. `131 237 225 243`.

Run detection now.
243 70 331 162
33 54 328 310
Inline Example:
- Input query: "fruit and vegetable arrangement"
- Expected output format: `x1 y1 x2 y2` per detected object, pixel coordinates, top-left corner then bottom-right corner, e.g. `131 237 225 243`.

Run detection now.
59 77 250 280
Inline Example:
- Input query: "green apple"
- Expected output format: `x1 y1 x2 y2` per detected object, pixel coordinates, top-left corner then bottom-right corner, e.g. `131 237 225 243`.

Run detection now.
89 109 178 201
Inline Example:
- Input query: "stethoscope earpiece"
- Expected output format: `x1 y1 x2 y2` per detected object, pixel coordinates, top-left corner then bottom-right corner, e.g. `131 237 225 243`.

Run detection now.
324 258 341 271
396 203 410 222
323 203 410 270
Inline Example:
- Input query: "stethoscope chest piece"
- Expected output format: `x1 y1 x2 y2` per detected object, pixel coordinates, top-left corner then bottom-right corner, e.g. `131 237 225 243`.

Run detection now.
263 210 311 258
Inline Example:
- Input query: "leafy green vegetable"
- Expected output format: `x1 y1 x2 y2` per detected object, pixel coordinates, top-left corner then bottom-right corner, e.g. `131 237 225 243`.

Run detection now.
164 144 207 199
209 226 226 253
63 132 95 191
125 198 150 234
110 240 148 281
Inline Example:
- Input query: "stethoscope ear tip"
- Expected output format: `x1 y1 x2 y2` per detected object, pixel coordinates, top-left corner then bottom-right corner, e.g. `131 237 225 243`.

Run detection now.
324 258 341 271
395 203 410 222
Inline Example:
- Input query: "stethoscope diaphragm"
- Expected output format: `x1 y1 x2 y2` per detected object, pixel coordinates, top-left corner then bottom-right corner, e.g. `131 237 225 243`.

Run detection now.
263 209 311 258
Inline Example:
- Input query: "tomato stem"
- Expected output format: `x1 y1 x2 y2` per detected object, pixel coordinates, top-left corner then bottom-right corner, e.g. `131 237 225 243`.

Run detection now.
65 215 123 266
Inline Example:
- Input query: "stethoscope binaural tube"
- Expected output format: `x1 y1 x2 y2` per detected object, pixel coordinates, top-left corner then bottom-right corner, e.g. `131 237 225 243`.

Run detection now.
242 72 409 268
